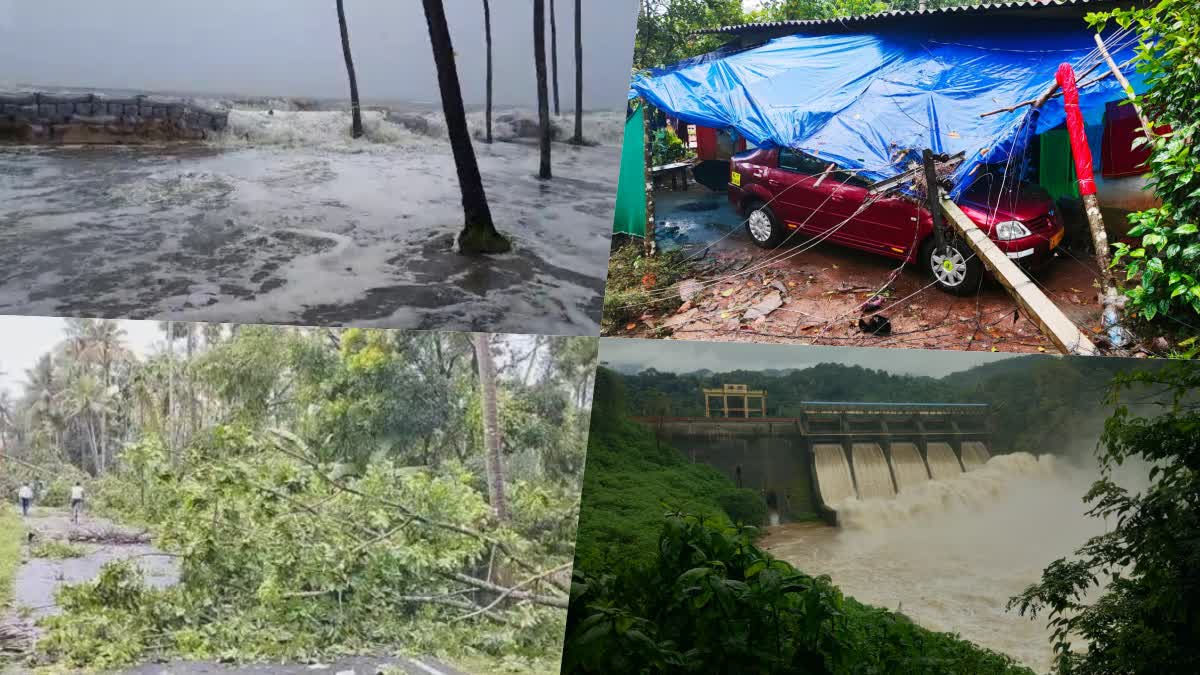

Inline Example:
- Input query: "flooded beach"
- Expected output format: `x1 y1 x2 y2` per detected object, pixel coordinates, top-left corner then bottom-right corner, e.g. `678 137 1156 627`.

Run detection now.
0 106 622 334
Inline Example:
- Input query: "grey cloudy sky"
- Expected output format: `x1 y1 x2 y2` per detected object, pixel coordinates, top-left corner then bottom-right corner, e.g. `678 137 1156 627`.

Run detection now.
0 317 162 398
599 338 1025 379
0 0 638 108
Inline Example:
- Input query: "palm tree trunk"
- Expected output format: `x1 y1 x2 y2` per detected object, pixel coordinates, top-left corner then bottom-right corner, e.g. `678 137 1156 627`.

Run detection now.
186 326 197 442
166 322 176 466
571 0 583 144
337 0 365 139
472 333 508 522
422 0 511 255
550 0 560 117
534 0 552 179
483 0 493 144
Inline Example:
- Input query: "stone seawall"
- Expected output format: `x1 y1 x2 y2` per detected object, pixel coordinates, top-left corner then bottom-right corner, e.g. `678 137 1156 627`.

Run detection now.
0 92 229 143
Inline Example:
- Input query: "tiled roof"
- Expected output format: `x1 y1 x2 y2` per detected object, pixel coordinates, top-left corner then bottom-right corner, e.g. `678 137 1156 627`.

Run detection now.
693 0 1135 36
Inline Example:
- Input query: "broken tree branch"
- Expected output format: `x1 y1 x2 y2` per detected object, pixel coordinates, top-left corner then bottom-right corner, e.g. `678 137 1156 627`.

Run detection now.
979 60 1103 118
443 571 570 609
454 561 574 622
267 429 570 594
1093 33 1157 141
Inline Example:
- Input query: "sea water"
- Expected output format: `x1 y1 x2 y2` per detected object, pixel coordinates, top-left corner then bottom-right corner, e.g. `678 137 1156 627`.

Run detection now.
0 101 623 334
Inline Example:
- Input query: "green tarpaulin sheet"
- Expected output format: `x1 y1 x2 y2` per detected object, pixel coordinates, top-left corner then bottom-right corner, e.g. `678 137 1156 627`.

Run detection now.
613 105 646 237
1039 128 1080 202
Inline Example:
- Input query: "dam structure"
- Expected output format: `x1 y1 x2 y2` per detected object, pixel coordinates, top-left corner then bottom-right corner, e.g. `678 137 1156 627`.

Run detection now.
634 397 993 525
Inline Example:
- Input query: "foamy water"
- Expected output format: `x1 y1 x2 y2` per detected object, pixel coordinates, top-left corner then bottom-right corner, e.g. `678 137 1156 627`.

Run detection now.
0 107 621 333
765 452 1121 673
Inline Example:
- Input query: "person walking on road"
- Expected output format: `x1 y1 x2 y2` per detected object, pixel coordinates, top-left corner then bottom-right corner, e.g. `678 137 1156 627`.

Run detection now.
70 482 85 524
18 482 33 517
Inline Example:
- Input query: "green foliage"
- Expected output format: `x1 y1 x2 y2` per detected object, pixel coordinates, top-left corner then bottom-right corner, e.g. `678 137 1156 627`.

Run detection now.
1092 1 1200 326
0 507 20 606
617 356 1149 456
30 540 86 559
573 369 768 572
651 127 691 166
602 244 700 334
634 1 745 70
1007 362 1200 674
717 489 768 526
564 514 1033 674
42 426 572 669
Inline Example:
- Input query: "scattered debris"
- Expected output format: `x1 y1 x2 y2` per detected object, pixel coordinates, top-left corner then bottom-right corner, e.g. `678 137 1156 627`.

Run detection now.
744 292 783 321
68 528 151 545
678 279 703 302
858 315 893 336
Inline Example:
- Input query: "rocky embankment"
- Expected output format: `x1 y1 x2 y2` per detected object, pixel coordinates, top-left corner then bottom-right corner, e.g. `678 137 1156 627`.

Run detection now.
0 92 229 143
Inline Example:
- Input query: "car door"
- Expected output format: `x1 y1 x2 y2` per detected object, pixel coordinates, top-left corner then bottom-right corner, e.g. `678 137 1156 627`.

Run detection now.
822 169 923 258
774 149 841 234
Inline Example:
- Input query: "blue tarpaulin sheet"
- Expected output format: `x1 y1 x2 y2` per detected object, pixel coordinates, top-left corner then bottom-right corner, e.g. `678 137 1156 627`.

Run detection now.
630 27 1145 198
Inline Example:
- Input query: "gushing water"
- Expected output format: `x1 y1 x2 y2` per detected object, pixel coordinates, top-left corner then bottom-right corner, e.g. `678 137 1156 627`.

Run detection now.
814 443 857 504
925 442 963 479
851 443 895 499
764 452 1111 673
961 441 991 470
888 442 930 493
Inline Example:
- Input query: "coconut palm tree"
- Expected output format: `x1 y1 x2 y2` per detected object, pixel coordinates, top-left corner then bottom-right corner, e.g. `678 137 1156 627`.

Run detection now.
81 320 128 477
570 0 584 145
472 333 508 522
0 389 14 454
336 0 365 139
24 353 63 449
58 373 114 475
534 0 552 179
483 0 494 144
550 0 560 117
422 0 511 254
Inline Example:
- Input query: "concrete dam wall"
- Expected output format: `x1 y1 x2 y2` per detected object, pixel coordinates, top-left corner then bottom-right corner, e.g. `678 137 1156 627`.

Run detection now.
635 402 993 526
0 92 229 143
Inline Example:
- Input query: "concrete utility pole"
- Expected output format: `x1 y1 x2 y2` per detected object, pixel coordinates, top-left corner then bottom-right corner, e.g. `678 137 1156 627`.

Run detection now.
1056 62 1128 348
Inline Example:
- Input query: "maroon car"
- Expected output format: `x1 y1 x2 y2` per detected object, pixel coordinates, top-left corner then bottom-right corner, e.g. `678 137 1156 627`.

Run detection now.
728 147 1065 295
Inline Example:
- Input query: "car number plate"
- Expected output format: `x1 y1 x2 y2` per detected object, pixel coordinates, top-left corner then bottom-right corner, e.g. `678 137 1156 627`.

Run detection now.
1049 229 1063 250
730 171 741 186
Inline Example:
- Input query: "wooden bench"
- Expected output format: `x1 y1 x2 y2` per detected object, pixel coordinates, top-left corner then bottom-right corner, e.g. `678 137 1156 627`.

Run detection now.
651 160 694 191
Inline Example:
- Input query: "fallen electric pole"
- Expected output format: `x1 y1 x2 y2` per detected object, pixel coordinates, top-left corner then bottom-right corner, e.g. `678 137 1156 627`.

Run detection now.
938 194 1099 356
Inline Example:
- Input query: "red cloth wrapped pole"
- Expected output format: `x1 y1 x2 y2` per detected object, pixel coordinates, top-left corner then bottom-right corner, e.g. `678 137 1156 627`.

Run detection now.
1056 62 1122 343
1055 63 1097 196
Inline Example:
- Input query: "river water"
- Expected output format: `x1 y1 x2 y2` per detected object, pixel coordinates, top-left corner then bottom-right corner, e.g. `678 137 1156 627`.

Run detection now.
762 453 1123 674
0 105 621 334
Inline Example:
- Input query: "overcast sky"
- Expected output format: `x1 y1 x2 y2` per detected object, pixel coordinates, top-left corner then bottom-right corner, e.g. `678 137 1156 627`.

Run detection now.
0 0 638 108
599 338 1024 379
0 317 162 399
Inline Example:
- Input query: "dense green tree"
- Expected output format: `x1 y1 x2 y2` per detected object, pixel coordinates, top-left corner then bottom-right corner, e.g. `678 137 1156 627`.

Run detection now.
1008 362 1200 674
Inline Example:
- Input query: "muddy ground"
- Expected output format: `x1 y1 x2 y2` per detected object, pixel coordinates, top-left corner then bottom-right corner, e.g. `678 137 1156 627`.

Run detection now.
0 508 471 675
612 187 1146 354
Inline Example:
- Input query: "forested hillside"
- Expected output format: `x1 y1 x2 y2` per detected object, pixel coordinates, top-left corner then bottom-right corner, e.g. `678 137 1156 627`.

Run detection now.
616 355 1162 456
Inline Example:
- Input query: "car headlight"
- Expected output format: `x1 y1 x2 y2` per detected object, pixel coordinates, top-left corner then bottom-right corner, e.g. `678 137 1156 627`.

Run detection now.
994 220 1032 241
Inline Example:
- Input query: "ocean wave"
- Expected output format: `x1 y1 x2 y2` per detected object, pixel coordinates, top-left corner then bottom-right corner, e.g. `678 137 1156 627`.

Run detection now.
212 108 625 150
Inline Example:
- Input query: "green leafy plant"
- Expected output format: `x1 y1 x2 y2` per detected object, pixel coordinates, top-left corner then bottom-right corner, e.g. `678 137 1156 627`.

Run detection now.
31 540 86 559
1007 362 1200 674
651 127 691 166
1093 1 1200 326
565 514 1032 674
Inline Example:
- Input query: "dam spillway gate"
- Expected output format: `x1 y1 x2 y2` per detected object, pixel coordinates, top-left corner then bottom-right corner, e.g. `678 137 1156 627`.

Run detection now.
634 402 993 525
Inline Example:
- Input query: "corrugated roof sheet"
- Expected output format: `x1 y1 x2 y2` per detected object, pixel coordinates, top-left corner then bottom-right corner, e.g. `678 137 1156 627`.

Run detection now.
693 0 1132 36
